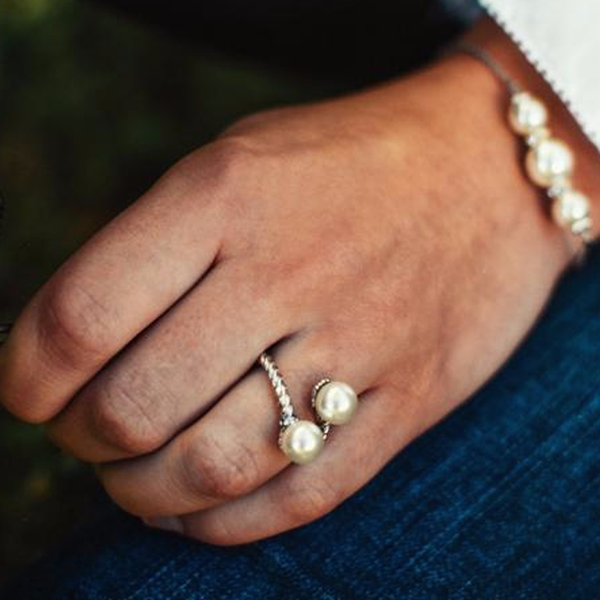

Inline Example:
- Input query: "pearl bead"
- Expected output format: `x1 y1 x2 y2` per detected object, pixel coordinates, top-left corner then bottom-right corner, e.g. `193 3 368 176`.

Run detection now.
280 420 324 465
551 189 591 227
314 381 358 425
509 92 548 135
525 138 574 188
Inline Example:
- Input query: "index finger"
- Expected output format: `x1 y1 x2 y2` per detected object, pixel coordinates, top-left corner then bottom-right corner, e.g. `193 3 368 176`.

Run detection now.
0 145 231 423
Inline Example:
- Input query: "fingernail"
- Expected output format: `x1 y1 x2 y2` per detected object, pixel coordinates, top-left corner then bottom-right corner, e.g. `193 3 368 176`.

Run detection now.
142 515 184 535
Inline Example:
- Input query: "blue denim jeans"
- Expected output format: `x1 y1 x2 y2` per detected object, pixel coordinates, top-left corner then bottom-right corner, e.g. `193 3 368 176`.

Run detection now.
5 247 600 599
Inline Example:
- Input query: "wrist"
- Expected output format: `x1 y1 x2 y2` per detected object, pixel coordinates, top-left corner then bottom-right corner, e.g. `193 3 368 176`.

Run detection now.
395 51 573 282
392 14 600 282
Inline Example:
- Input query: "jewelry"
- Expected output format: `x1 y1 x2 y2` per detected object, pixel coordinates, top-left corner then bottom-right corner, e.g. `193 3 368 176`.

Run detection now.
259 352 325 465
455 44 594 259
258 352 359 465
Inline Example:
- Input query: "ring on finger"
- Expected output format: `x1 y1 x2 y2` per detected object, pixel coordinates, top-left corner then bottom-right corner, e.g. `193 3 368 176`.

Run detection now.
258 352 359 465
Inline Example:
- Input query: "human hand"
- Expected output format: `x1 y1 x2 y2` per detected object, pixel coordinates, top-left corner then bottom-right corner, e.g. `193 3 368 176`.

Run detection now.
1 20 598 544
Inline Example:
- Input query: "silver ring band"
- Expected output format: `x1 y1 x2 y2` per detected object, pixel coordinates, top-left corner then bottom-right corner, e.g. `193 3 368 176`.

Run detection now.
258 352 297 429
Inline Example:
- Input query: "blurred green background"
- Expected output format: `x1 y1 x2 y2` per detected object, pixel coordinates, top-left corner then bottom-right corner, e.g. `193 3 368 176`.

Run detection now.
0 0 327 586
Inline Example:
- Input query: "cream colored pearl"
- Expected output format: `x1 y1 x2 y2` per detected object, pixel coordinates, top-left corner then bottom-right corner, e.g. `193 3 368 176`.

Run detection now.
509 92 548 135
551 189 591 227
314 381 358 425
525 138 574 188
280 420 324 465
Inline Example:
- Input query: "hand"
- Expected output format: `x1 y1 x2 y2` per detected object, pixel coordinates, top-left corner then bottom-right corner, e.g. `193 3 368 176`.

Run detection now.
1 20 596 544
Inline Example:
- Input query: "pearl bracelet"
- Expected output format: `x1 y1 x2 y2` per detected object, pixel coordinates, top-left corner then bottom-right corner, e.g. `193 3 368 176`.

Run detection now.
456 44 594 259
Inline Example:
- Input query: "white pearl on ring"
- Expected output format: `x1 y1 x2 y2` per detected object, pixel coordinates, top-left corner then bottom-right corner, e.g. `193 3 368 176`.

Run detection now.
509 92 548 135
279 420 324 465
314 381 358 425
525 138 574 188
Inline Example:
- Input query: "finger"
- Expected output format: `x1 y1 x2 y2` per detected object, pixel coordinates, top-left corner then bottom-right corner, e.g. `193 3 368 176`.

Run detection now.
47 257 295 462
170 385 420 545
97 328 378 518
0 142 236 423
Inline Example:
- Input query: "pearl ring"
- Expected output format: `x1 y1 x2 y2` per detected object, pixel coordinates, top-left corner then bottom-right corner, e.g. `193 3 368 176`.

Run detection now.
258 352 359 465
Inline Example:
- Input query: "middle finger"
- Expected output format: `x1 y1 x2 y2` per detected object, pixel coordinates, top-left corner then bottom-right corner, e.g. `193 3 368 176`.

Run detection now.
48 259 295 462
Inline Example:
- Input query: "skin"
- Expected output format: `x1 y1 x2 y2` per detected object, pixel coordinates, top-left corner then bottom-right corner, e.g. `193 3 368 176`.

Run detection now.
1 18 599 545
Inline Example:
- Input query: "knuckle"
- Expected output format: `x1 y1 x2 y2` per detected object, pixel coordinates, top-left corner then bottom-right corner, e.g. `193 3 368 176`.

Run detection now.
281 478 341 525
40 277 117 368
88 375 166 456
169 137 259 196
206 136 261 194
180 433 260 501
166 137 265 223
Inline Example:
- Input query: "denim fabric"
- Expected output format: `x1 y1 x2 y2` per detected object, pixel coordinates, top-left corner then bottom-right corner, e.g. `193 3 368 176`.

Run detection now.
4 247 600 598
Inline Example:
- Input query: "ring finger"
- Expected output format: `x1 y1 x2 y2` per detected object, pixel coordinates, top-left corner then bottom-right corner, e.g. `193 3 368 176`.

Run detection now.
98 329 379 518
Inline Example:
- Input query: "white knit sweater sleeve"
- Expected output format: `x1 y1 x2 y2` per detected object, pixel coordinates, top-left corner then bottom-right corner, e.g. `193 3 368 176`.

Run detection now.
479 0 600 152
